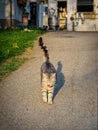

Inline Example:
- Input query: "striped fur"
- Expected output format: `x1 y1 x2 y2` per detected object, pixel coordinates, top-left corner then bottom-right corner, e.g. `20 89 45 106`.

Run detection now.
39 37 56 104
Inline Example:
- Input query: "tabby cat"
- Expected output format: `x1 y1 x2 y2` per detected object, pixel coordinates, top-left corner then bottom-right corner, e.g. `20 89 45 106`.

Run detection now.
39 37 56 104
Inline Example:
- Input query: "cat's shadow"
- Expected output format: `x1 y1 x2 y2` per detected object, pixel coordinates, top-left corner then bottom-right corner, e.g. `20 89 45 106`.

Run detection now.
53 61 65 99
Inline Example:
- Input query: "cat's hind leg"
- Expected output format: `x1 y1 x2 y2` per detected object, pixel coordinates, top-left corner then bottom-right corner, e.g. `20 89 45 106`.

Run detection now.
41 86 48 103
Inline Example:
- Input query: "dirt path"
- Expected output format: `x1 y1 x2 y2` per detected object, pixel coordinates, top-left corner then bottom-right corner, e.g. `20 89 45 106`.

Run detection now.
0 31 98 130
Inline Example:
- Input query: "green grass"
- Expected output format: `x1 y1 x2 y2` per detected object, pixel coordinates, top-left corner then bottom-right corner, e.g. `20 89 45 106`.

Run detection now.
0 58 27 79
0 27 44 79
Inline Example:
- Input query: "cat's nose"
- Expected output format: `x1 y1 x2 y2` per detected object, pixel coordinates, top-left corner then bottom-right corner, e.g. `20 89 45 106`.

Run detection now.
47 84 51 87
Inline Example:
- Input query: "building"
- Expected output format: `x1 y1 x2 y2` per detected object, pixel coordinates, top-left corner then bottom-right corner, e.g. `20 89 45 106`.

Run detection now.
47 0 98 31
67 0 98 31
0 0 37 28
0 0 98 31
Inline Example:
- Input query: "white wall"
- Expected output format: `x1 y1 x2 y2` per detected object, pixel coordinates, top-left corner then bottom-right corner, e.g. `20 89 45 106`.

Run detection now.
67 0 76 31
95 0 98 31
67 0 98 31
75 0 98 31
48 0 57 16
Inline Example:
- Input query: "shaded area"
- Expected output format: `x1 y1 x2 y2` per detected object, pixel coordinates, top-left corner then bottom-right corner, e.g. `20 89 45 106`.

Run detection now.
53 61 65 99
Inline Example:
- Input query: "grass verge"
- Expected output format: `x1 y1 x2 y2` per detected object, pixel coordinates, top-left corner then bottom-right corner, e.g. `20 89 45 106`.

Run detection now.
0 27 44 80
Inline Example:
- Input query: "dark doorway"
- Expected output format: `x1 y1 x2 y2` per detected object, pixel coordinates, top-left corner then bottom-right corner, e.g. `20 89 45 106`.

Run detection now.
58 1 67 29
58 1 67 8
30 2 37 26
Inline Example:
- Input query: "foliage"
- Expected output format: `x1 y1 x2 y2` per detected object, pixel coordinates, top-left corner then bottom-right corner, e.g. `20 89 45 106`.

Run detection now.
0 58 27 79
0 27 43 63
0 27 44 79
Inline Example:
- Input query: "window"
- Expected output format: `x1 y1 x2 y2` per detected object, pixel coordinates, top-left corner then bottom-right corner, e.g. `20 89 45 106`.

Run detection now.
77 0 94 12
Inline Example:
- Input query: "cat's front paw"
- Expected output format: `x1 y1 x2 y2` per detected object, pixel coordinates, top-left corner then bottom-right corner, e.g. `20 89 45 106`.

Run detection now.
48 99 53 104
42 97 47 103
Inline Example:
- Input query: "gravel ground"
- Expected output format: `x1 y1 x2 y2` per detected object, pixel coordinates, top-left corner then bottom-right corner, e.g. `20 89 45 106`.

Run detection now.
0 31 98 130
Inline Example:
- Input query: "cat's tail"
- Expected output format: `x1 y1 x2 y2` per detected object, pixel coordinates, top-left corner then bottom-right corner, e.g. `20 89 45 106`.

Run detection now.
39 37 49 61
